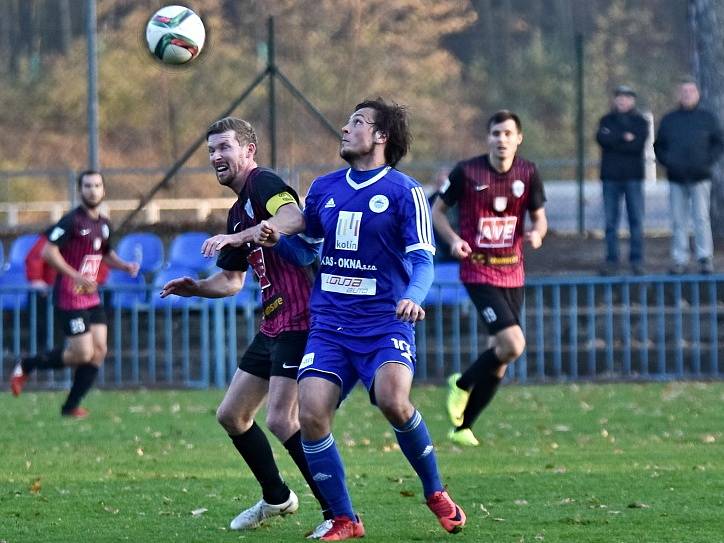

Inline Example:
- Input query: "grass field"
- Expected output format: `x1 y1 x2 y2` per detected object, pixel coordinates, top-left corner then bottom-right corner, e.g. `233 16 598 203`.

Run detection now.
1 382 722 543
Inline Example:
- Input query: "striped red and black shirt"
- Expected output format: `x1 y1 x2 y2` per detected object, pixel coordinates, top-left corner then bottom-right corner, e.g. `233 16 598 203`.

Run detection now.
440 155 545 288
45 206 112 310
216 168 313 337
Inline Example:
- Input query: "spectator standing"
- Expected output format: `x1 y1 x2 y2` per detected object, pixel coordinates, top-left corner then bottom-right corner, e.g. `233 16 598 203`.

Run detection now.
596 85 649 275
654 78 723 274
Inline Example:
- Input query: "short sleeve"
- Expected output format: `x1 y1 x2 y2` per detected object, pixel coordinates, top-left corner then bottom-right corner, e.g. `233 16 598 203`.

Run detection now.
216 207 251 271
44 213 74 248
438 163 464 207
303 179 324 240
216 245 251 272
402 184 436 255
102 220 113 254
250 170 300 216
528 166 546 211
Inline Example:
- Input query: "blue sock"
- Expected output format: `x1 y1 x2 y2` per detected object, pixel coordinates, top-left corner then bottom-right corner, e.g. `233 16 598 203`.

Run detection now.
393 410 444 498
302 434 355 518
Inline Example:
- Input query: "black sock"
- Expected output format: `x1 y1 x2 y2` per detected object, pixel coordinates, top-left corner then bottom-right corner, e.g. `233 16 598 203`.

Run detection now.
457 348 502 390
230 422 289 505
21 348 64 373
283 430 333 520
458 373 503 430
61 364 98 412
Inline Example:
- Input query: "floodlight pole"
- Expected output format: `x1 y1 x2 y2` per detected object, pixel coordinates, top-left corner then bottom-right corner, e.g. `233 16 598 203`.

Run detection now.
575 33 585 234
268 17 277 169
86 0 100 172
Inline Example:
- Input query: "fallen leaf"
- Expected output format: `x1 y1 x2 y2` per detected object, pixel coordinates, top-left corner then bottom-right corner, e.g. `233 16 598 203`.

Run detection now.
514 499 529 506
701 434 716 444
191 508 208 517
400 490 415 497
627 502 650 509
29 478 42 494
136 448 144 456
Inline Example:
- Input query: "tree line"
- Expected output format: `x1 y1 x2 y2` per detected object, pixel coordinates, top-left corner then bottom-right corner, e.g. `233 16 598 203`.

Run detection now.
0 0 692 200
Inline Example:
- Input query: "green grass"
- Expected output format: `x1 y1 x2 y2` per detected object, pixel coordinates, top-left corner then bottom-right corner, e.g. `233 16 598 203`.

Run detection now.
1 382 723 543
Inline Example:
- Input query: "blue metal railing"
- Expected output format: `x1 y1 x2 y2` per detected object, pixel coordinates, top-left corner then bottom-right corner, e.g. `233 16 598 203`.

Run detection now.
0 275 721 389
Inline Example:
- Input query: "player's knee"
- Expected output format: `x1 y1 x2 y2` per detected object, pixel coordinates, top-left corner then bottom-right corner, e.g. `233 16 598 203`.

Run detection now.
299 408 328 439
92 345 108 365
497 329 526 362
266 411 297 440
67 345 94 365
216 404 251 434
376 397 413 426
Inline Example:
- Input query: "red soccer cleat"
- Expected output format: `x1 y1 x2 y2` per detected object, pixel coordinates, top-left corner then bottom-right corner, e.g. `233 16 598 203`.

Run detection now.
320 515 365 541
10 363 28 397
61 407 90 419
426 490 466 534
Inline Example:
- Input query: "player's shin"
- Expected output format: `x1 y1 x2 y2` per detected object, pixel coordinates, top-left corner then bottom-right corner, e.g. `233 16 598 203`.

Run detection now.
392 410 444 497
302 434 355 519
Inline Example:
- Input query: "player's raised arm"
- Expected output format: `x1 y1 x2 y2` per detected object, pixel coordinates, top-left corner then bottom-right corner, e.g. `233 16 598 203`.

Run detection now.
160 268 244 299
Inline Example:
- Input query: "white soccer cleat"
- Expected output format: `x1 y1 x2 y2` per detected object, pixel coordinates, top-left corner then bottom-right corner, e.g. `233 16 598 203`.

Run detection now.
229 489 299 530
306 519 334 539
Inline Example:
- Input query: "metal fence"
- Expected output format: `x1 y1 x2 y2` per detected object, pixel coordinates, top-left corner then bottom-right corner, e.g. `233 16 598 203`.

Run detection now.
1 274 721 390
2 161 673 236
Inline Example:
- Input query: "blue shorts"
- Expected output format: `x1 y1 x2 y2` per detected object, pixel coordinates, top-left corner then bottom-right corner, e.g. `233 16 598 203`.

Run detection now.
298 326 417 404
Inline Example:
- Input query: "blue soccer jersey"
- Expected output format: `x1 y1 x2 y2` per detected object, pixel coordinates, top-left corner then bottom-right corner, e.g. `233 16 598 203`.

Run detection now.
304 166 435 335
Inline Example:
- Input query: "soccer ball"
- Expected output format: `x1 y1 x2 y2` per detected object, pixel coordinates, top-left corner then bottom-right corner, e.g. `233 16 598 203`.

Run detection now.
145 5 206 65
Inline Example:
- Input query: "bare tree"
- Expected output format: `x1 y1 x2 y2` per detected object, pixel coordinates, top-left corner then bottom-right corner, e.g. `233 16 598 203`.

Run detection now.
689 0 724 231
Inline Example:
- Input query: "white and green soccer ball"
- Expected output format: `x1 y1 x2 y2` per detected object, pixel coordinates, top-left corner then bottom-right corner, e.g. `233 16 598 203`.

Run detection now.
145 5 206 65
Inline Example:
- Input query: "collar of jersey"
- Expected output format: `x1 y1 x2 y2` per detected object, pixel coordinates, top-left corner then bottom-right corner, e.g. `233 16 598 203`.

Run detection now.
345 165 391 190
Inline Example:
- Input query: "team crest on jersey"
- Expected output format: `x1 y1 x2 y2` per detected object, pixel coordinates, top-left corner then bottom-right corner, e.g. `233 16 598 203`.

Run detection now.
368 194 389 213
512 180 525 198
493 196 508 212
93 237 102 251
244 199 254 219
101 223 110 239
335 211 362 251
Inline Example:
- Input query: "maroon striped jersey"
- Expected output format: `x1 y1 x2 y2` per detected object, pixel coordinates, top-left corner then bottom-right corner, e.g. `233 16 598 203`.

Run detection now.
45 206 112 310
216 168 313 336
440 154 545 287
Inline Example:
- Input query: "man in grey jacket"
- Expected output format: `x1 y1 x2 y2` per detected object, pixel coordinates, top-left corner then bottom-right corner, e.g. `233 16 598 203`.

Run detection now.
654 79 723 274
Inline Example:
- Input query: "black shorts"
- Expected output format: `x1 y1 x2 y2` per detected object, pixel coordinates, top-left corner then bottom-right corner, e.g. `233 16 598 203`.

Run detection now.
56 304 107 337
464 283 523 334
239 330 309 380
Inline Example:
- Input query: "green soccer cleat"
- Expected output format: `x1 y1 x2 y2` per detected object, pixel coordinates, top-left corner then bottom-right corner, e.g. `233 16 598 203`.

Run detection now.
446 373 469 427
447 427 480 447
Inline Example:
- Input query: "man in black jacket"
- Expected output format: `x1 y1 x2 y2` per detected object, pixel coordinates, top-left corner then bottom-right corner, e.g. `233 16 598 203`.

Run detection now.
654 79 723 274
596 85 649 275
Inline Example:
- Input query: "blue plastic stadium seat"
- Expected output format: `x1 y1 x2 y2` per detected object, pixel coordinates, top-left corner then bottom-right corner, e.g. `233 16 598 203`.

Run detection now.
5 233 40 274
115 232 165 275
232 269 262 309
152 266 200 308
106 269 147 310
425 262 467 306
167 232 215 275
0 269 30 310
